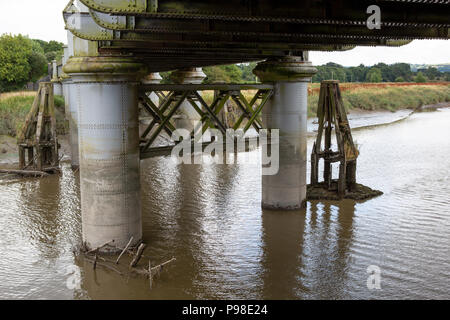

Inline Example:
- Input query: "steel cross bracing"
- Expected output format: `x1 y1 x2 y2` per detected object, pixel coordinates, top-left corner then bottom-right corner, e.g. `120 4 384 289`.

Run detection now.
138 83 274 159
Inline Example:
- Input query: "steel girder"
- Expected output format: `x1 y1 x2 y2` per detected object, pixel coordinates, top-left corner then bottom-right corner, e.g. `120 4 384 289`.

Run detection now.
64 0 449 70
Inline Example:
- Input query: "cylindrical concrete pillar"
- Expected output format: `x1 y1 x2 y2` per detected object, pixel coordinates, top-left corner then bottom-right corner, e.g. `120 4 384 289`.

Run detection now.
52 60 58 81
254 56 317 210
66 78 80 169
64 56 147 252
170 68 206 134
142 73 162 106
52 60 63 96
62 76 70 118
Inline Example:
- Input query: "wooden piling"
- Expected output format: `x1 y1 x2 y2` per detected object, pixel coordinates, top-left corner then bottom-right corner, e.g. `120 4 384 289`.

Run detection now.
16 82 59 173
310 80 359 198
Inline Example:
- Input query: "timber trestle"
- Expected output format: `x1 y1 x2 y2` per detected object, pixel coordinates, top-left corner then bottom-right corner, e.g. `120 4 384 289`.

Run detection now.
138 83 274 159
310 80 359 198
17 82 60 172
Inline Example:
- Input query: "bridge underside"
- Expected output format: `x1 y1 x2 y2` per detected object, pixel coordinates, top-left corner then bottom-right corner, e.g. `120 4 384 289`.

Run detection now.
65 0 449 71
61 0 450 252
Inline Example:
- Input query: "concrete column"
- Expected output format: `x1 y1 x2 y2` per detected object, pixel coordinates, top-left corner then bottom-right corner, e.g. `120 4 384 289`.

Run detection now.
61 46 70 123
142 73 162 106
64 31 80 169
170 68 206 134
64 56 147 252
52 60 58 81
62 76 70 119
52 60 63 96
253 55 317 210
66 78 80 169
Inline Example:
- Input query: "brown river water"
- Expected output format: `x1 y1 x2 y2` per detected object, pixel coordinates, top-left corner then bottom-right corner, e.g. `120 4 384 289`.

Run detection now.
0 108 449 300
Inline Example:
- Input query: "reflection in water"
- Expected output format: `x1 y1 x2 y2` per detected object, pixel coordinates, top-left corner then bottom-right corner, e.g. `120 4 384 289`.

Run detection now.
1 109 450 299
300 201 356 299
261 209 307 299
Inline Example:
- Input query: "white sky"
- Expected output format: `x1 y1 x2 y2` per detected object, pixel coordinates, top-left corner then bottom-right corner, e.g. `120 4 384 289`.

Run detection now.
0 0 449 67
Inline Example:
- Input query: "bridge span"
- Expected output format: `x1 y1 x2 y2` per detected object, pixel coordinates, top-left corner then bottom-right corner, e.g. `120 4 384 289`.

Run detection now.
58 0 449 252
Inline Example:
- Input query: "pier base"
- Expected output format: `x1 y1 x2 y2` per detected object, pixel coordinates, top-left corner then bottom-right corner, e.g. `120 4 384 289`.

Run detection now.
254 55 317 210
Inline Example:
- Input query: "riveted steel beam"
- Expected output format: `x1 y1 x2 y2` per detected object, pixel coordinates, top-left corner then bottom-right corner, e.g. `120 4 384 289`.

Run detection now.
65 0 449 72
79 0 450 28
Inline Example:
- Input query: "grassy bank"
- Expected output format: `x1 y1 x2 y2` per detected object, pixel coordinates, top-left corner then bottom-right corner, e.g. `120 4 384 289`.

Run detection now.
307 83 450 117
1 83 449 138
0 92 65 137
203 83 450 119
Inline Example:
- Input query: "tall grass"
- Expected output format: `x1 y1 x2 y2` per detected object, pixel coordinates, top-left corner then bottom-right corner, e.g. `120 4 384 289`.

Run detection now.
308 84 450 117
0 92 65 137
0 91 37 101
204 84 450 119
1 84 449 137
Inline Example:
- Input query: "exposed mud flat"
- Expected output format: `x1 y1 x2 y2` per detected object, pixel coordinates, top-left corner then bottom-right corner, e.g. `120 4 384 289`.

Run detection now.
307 182 383 201
415 102 450 113
0 135 71 166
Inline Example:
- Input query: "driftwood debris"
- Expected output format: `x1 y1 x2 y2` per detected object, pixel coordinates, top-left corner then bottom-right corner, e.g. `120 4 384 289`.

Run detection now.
149 260 153 290
81 240 176 291
116 237 134 264
0 169 49 177
130 243 147 268
85 257 124 276
86 240 115 255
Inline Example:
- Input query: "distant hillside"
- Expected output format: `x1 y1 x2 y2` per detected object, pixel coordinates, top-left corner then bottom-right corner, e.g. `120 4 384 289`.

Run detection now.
411 64 450 73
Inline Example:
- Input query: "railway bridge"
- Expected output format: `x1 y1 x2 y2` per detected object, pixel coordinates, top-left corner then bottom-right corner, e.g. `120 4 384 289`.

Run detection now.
59 0 450 251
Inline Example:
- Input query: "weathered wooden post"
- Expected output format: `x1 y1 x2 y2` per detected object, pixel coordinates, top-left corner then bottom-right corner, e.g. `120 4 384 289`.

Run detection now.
310 80 359 199
17 82 59 172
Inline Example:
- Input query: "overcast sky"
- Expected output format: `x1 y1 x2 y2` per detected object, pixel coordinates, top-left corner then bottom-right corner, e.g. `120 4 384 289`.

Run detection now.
0 0 449 67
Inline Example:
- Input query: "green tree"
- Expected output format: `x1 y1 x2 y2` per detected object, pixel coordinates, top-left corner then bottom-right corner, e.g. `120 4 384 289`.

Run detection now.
423 67 440 81
395 76 405 82
0 35 51 92
28 51 48 82
415 72 427 83
29 40 48 82
445 73 450 82
312 63 347 82
0 34 33 92
203 64 243 83
238 62 259 82
374 63 392 82
33 39 64 63
390 63 413 82
366 68 383 82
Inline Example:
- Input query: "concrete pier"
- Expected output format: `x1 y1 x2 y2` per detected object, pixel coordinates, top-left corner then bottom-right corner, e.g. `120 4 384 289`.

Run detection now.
66 77 80 169
64 56 147 252
142 73 162 106
170 68 206 134
254 55 317 210
51 60 63 96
